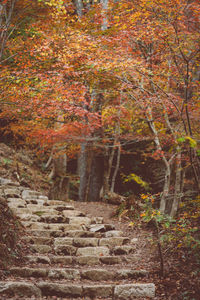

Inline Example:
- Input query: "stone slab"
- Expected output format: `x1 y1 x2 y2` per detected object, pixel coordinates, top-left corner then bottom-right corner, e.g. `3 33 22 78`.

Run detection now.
76 246 110 256
114 283 155 299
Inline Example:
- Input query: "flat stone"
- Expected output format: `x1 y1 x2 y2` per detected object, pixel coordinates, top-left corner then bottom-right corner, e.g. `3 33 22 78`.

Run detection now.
17 213 38 221
91 217 104 224
45 201 74 208
81 269 113 281
0 178 19 186
23 236 52 245
26 204 50 212
100 256 121 265
65 230 97 238
39 214 66 223
73 238 99 247
8 199 27 208
0 281 41 298
48 268 80 280
22 189 41 199
76 256 99 265
76 246 110 256
89 224 115 232
116 269 149 280
99 237 130 247
67 217 91 226
89 224 106 232
113 246 134 255
23 222 81 231
51 256 73 264
83 285 113 298
54 245 77 255
37 282 82 297
63 210 85 217
38 195 48 201
54 237 74 246
26 229 62 238
25 255 51 264
131 238 139 243
12 207 32 215
30 244 52 254
114 283 155 299
10 267 47 278
105 230 123 238
4 188 21 198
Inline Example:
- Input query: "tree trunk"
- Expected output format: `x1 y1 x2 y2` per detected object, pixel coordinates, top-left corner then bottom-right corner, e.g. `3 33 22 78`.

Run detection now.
78 142 88 201
78 142 103 202
170 152 182 217
110 142 121 193
48 148 69 201
101 0 108 31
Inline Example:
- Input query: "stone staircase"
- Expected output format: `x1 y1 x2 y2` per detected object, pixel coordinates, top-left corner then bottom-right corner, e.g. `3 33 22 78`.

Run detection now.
0 178 156 299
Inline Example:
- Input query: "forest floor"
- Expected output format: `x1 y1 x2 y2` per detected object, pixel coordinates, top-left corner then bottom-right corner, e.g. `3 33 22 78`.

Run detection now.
0 143 199 299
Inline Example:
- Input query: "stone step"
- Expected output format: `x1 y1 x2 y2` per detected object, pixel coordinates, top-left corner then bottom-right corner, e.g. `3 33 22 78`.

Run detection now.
26 229 103 238
0 281 155 299
10 267 149 281
53 237 130 248
21 222 83 231
25 254 136 266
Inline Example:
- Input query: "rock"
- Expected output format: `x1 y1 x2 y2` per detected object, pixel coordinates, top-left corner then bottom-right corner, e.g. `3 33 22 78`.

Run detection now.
22 189 41 199
91 217 104 224
65 230 97 238
54 244 77 255
38 195 48 201
114 283 155 299
83 285 113 298
99 237 130 247
39 214 66 223
54 237 74 246
105 230 123 237
37 282 82 297
23 236 52 245
73 238 99 247
116 269 148 280
76 246 110 256
76 256 99 265
30 244 52 254
4 188 21 198
100 256 121 265
81 269 113 281
51 256 73 264
48 268 80 280
10 267 47 278
0 281 41 298
113 245 134 255
63 210 85 217
0 178 19 186
67 217 91 226
131 238 138 243
89 224 106 232
25 255 51 264
7 198 26 208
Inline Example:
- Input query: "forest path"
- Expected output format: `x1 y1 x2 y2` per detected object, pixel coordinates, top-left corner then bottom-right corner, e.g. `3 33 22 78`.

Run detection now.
0 179 156 299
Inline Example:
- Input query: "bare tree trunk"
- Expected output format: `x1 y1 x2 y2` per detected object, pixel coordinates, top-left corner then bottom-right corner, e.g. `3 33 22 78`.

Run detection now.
101 0 108 30
170 152 182 217
78 142 88 201
48 145 69 201
74 0 84 17
110 142 121 193
0 0 16 61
